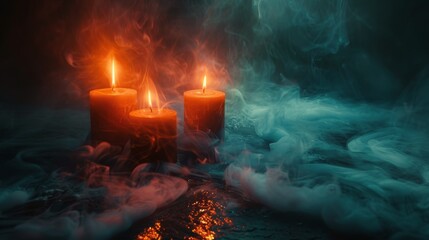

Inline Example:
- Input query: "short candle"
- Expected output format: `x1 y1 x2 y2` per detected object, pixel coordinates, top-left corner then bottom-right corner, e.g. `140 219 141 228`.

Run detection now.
89 58 137 145
129 91 177 165
184 74 225 140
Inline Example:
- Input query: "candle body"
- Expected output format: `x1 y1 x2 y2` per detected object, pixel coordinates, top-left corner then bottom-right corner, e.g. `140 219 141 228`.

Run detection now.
184 89 225 140
89 88 137 145
129 108 177 165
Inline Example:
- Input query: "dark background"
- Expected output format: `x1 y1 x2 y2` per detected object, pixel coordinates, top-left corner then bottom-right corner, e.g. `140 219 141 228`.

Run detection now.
1 0 429 106
0 2 429 239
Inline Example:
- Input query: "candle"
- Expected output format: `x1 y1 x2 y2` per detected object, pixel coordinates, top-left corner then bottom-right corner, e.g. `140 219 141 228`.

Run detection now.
89 58 137 145
184 74 225 140
129 90 177 165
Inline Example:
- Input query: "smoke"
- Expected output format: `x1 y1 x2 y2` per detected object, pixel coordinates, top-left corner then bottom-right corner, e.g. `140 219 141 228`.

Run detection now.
59 0 231 111
2 0 429 239
7 167 187 240
214 0 429 238
0 108 188 240
222 77 429 237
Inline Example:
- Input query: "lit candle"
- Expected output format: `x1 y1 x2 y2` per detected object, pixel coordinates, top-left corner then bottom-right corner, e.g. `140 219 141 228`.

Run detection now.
89 58 137 145
129 90 177 165
184 74 225 140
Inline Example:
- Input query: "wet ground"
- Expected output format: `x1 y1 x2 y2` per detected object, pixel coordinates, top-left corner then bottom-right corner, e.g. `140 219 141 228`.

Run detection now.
0 157 336 240
115 165 336 240
0 108 375 240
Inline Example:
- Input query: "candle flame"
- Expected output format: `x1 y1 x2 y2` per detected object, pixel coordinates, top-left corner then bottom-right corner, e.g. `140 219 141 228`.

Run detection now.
111 58 116 91
148 90 153 112
202 75 207 94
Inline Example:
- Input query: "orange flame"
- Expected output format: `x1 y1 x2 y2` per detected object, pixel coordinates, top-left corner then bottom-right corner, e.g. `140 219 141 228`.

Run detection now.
111 58 116 90
148 90 153 112
202 75 207 94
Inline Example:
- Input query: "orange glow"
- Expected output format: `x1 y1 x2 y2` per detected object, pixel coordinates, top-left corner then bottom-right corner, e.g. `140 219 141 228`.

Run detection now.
136 221 162 240
111 58 116 90
134 191 233 240
202 75 207 94
148 90 153 112
187 191 233 240
142 82 161 111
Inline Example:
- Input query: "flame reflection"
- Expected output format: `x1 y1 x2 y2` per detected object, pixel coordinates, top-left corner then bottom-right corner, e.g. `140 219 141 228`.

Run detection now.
137 221 162 240
187 191 233 240
136 190 233 240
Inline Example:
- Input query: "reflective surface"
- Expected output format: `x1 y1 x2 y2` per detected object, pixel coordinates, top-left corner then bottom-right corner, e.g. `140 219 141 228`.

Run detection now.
135 187 234 240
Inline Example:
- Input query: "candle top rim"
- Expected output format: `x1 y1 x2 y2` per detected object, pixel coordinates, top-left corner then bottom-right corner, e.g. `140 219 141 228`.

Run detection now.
90 88 137 95
129 108 177 119
184 89 225 98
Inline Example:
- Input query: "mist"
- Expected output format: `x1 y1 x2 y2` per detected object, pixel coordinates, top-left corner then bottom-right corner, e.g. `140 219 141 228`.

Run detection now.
1 0 429 239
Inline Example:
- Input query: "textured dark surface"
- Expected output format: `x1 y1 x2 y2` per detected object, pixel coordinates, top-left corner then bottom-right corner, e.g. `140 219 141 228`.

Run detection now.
2 1 429 239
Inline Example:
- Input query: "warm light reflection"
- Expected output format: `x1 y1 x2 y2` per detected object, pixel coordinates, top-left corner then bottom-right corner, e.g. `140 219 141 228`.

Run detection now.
187 191 233 240
137 221 162 240
111 58 116 90
202 75 207 94
134 190 233 240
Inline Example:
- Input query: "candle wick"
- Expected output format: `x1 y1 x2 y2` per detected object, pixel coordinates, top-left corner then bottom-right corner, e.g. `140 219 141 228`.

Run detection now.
150 106 153 113
203 87 205 94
